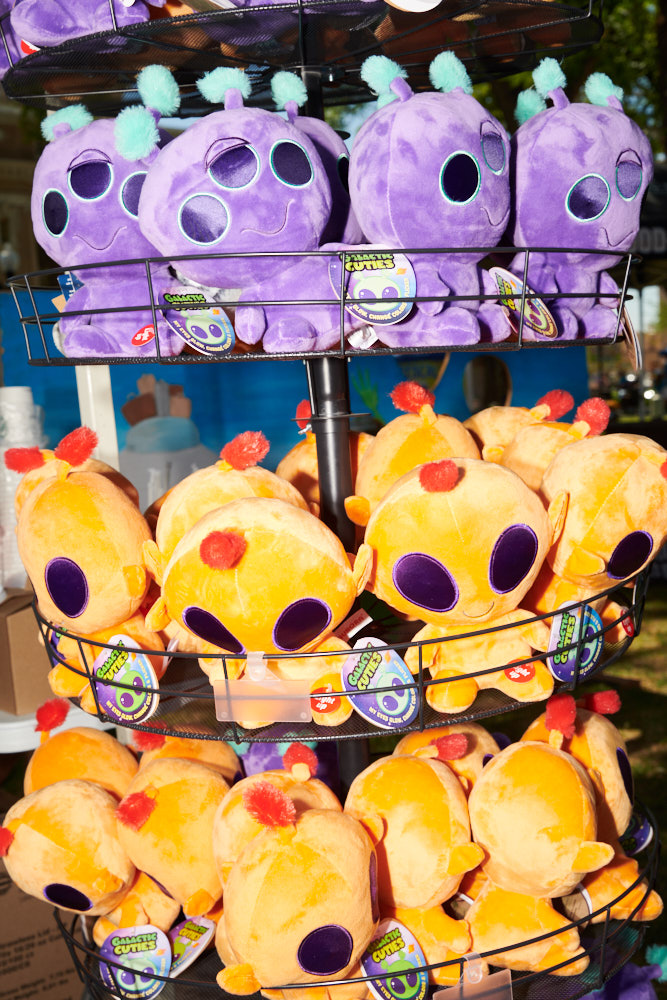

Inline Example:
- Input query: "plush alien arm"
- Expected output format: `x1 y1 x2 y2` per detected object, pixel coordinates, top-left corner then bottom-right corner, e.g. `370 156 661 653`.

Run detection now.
412 257 450 316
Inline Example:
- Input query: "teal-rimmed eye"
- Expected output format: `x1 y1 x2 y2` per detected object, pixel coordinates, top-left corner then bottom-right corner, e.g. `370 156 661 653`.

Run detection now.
270 141 313 188
178 193 229 246
119 171 147 218
43 189 69 237
208 144 259 190
616 160 642 201
68 160 113 201
439 151 481 205
481 131 506 174
566 174 611 221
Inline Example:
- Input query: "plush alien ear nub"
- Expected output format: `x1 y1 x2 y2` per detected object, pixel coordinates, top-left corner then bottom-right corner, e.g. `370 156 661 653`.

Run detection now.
41 105 93 143
585 72 624 111
361 55 411 108
198 67 252 111
115 65 180 162
271 70 308 123
532 57 569 110
515 88 547 125
429 51 472 96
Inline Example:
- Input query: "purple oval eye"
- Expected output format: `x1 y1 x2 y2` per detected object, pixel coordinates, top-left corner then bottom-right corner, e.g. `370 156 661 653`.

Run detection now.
337 154 350 193
616 161 642 200
270 141 313 187
183 606 244 654
179 194 228 245
297 925 353 976
489 524 539 594
607 531 653 580
392 553 458 613
616 747 634 803
440 152 480 204
482 753 494 767
273 599 332 652
69 161 112 200
481 132 505 173
369 853 379 921
567 174 610 221
43 190 68 237
43 884 92 911
45 557 89 618
209 144 259 189
120 171 146 217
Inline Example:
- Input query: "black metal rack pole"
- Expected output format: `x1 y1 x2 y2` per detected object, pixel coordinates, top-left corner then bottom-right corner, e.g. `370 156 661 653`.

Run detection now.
301 64 370 793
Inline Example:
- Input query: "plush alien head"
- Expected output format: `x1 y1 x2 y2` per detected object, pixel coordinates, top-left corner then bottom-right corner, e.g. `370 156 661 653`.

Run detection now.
349 53 510 251
271 71 363 245
511 58 653 267
10 0 166 49
0 1 21 80
540 433 667 590
31 65 180 269
361 458 561 627
139 67 332 289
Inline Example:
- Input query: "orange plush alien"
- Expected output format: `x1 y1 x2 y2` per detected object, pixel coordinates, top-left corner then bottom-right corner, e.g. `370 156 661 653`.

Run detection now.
463 388 574 453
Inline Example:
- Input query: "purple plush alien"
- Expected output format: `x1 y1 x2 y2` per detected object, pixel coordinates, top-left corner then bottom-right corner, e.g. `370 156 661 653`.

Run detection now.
343 52 512 349
31 65 183 358
10 0 166 51
510 58 653 340
0 0 21 78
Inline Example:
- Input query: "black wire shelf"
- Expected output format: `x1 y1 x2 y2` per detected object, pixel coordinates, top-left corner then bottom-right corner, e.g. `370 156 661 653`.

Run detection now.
1 0 603 112
55 801 659 1000
33 569 649 744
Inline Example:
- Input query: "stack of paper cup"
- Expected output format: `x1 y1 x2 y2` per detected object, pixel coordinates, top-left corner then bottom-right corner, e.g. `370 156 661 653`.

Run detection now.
0 386 42 589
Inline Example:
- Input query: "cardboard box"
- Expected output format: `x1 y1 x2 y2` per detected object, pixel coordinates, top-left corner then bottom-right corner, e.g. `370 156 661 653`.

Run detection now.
0 589 53 716
0 869 83 1000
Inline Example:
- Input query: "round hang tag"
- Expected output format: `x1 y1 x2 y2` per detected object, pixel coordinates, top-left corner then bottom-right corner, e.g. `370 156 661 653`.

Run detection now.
92 635 159 725
99 925 171 999
361 919 428 1000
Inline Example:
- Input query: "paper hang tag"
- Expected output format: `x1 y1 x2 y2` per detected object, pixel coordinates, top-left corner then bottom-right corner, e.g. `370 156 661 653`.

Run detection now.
618 306 641 371
434 966 513 1000
92 635 160 725
168 917 215 978
361 919 429 1000
489 266 558 340
161 288 235 357
329 251 417 326
546 603 604 683
620 805 654 856
99 925 171 999
342 636 418 730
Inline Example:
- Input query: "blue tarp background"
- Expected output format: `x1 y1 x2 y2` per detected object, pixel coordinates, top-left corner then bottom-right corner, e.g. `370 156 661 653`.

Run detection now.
0 290 590 467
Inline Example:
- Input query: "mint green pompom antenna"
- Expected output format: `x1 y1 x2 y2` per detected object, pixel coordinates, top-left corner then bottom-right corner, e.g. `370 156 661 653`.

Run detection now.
271 71 308 122
532 57 569 110
197 67 252 111
585 72 624 111
360 55 410 107
41 106 93 143
114 64 181 162
515 88 547 126
429 51 472 95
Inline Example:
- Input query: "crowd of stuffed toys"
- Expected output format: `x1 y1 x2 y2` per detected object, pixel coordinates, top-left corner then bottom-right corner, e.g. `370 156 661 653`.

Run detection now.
4 380 667 731
2 47 652 357
0 689 662 991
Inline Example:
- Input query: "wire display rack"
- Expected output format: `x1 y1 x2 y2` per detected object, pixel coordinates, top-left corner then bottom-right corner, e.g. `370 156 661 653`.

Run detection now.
7 247 636 365
55 803 660 1000
1 0 603 112
33 570 649 744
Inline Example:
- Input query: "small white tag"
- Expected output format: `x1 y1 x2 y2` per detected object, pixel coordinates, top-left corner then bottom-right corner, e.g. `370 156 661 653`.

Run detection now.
333 609 372 641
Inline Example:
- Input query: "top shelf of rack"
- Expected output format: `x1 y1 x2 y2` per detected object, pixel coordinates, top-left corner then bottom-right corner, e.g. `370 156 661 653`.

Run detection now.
1 0 602 112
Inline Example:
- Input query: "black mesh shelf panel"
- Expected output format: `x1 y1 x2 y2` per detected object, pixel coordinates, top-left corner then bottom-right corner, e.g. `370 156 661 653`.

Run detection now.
1 0 603 112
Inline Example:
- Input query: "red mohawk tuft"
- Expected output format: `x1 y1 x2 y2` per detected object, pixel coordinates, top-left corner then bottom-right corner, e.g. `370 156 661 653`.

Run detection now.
582 690 621 715
4 446 45 474
200 531 246 570
243 781 296 828
282 742 318 777
391 381 435 414
420 460 460 493
431 734 469 760
535 390 574 420
0 827 14 857
133 731 167 752
295 400 312 431
54 427 98 466
661 460 667 480
546 692 577 739
575 398 610 436
220 431 270 471
35 698 70 733
116 791 156 831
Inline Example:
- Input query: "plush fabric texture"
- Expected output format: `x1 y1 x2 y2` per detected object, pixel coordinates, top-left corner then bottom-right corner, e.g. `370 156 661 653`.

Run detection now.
383 904 473 986
213 769 341 887
116 757 229 914
540 433 667 588
0 0 21 80
221 809 377 988
10 0 164 47
24 727 138 799
153 456 308 563
347 81 511 347
344 754 483 909
464 404 539 452
17 467 152 633
276 430 374 514
393 724 500 796
468 742 613 897
2 779 135 915
147 497 363 668
92 870 181 949
138 735 241 784
138 105 331 290
31 117 181 358
347 400 479 525
14 456 139 516
570 849 663 924
510 85 653 338
499 419 589 491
